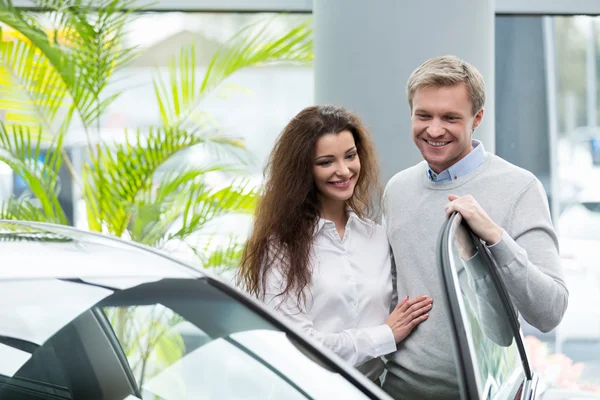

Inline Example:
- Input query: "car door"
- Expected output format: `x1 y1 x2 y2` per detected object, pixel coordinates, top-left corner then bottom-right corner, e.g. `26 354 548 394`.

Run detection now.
437 213 539 400
0 275 389 400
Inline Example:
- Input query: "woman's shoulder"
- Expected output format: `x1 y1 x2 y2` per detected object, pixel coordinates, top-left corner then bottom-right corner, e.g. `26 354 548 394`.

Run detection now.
351 215 388 239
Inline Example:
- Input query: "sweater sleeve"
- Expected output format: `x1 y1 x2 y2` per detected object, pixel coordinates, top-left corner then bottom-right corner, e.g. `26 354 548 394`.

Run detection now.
486 178 569 333
262 267 397 367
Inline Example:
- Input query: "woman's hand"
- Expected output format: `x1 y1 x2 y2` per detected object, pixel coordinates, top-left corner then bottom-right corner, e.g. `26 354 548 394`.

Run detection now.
385 295 432 343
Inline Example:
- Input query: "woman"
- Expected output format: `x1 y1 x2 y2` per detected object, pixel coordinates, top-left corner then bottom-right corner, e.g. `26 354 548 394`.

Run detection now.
237 105 432 381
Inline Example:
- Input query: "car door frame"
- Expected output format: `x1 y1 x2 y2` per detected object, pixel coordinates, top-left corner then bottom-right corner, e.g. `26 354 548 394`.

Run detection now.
437 212 539 400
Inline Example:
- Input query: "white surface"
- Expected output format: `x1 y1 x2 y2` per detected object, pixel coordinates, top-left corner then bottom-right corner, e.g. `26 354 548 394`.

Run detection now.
141 332 307 400
0 344 30 377
142 330 368 400
0 234 200 279
0 279 112 345
231 330 370 399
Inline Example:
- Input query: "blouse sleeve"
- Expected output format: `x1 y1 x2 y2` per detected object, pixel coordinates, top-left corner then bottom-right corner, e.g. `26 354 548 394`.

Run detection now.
262 266 397 367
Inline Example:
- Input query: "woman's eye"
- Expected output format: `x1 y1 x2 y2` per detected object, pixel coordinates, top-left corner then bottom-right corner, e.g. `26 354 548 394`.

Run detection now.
318 161 332 166
346 153 357 160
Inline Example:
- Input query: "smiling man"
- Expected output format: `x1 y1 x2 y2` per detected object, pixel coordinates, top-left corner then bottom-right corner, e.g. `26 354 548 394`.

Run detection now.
381 55 569 399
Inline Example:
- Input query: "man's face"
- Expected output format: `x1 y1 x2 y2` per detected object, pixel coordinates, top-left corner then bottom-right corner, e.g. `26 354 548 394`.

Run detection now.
411 83 484 174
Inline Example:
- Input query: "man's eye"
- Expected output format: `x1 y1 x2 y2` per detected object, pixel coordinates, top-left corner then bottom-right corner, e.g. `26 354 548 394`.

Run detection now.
416 114 430 119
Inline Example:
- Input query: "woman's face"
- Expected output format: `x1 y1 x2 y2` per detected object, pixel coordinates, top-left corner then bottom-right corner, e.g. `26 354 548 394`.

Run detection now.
312 130 361 204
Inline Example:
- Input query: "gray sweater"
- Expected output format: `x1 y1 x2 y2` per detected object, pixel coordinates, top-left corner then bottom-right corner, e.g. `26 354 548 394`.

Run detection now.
382 153 568 399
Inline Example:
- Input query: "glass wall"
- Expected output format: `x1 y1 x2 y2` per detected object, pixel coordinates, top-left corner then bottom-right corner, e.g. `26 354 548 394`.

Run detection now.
91 12 313 171
0 9 313 270
71 12 314 235
497 14 600 392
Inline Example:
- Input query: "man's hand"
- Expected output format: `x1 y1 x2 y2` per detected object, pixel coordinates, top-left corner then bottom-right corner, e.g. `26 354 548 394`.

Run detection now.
454 223 477 260
445 194 503 245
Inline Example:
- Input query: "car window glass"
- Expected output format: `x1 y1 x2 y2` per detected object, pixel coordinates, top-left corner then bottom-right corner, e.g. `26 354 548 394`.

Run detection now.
0 278 372 400
449 219 523 399
103 304 311 399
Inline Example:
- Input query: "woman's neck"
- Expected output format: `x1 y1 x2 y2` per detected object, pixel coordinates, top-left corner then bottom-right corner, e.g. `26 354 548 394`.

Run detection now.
320 199 348 230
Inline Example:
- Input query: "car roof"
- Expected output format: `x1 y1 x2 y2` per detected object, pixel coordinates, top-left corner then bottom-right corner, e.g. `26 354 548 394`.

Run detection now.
0 220 204 280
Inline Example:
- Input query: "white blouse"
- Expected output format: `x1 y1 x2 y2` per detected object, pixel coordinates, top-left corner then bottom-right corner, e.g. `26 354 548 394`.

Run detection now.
262 211 396 379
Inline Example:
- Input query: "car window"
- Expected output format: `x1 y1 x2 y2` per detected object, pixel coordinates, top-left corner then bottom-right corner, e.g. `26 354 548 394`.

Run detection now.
102 303 310 399
0 340 73 399
440 215 527 400
0 277 376 400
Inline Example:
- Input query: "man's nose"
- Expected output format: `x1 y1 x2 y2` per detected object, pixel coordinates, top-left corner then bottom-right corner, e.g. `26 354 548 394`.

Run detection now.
426 120 445 137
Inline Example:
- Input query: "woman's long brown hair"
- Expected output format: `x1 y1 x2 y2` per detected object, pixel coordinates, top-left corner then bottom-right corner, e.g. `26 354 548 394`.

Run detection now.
236 105 382 308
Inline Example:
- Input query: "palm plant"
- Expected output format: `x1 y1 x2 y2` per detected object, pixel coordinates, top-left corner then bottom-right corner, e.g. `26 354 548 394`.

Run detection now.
0 0 313 270
0 0 313 385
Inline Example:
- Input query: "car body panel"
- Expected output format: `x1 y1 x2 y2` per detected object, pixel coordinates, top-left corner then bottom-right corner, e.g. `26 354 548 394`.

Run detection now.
0 219 392 400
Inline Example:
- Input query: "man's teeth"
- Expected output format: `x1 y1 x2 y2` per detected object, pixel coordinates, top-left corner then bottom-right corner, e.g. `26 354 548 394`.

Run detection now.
427 140 448 147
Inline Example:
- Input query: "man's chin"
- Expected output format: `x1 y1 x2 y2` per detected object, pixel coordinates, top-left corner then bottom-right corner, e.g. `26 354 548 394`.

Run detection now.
424 156 449 169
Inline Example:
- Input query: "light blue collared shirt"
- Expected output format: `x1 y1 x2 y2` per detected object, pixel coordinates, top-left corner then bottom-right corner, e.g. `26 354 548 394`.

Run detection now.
427 140 486 183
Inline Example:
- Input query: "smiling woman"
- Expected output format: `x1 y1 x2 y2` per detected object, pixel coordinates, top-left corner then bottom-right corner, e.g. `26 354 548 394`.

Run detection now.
236 104 433 382
312 130 361 218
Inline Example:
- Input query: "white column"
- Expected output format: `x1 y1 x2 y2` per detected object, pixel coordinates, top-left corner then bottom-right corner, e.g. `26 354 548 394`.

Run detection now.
314 0 495 182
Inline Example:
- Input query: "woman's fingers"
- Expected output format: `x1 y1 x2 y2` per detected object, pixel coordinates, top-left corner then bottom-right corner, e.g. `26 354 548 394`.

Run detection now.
409 313 430 328
401 296 431 316
397 294 429 312
409 302 432 320
395 296 409 310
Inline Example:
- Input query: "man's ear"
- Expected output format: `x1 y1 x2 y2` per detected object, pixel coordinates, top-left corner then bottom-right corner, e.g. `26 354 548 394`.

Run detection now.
472 108 484 130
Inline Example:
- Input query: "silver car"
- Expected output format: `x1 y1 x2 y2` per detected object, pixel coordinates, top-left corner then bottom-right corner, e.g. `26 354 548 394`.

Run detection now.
2 217 597 400
0 220 391 400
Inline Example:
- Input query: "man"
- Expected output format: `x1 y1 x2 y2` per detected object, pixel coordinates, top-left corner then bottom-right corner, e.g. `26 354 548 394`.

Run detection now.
382 55 568 399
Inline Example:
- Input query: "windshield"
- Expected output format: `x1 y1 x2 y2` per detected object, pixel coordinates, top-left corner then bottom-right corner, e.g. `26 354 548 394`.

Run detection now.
0 277 372 400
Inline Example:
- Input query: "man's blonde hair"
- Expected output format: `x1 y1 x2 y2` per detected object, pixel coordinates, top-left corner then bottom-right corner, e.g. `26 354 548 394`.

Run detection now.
407 55 486 116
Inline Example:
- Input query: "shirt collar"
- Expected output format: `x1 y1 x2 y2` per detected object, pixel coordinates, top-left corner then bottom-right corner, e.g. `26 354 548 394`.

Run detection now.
314 208 358 237
427 139 486 182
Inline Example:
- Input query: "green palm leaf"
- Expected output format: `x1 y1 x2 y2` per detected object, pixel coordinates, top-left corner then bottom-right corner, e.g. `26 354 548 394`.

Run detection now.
195 237 245 271
83 126 246 236
129 163 244 246
0 123 66 223
201 16 312 93
0 2 82 123
154 16 313 130
171 178 258 241
0 0 142 133
0 196 52 221
0 33 70 131
33 0 142 126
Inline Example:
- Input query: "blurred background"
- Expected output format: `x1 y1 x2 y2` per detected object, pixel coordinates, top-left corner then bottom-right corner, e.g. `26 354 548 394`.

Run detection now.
0 0 599 395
